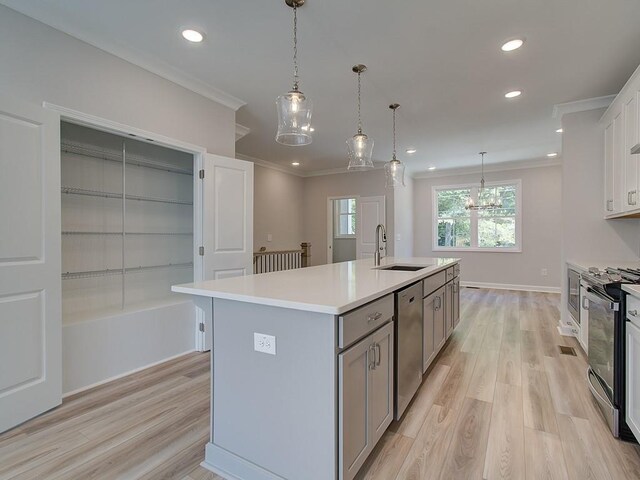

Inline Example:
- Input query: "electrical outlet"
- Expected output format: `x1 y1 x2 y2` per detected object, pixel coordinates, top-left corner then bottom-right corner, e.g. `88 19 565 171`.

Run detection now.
267 234 273 242
254 333 276 355
541 268 548 276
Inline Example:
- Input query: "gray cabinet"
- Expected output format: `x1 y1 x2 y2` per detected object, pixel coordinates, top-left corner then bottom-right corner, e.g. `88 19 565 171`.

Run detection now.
339 321 394 480
453 277 460 328
423 286 446 373
445 281 454 338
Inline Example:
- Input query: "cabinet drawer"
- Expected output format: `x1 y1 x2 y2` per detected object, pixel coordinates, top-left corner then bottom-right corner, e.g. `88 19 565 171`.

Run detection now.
453 263 460 278
339 294 394 349
445 267 455 282
423 270 447 297
627 294 640 328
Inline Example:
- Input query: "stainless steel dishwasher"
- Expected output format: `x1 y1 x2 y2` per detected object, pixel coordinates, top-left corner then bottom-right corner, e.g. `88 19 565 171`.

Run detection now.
394 282 423 420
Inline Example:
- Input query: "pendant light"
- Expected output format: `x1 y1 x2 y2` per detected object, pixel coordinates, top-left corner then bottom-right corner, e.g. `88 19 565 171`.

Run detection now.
465 152 503 210
276 0 312 146
384 104 406 188
347 65 374 170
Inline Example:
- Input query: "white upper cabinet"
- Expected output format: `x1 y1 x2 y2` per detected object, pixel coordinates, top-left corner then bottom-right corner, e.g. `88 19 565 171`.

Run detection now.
602 63 640 218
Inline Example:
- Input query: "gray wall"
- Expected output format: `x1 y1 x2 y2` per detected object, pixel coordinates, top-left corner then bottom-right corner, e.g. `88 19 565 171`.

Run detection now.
303 169 394 266
413 164 563 290
0 5 236 158
559 108 640 326
253 165 305 252
332 237 356 263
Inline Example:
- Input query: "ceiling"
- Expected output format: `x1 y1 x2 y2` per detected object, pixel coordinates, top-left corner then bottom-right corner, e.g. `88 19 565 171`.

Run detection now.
4 0 640 174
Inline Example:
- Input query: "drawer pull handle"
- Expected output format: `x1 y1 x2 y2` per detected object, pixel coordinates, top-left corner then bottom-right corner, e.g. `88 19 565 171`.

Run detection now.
582 296 589 310
629 309 638 317
368 345 376 370
375 343 381 366
367 312 383 323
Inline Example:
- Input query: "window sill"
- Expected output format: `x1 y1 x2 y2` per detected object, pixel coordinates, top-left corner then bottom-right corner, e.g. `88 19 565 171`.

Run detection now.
432 247 522 253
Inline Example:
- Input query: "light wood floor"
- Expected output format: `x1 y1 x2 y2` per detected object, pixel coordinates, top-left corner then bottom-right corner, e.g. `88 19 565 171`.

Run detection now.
2 289 640 479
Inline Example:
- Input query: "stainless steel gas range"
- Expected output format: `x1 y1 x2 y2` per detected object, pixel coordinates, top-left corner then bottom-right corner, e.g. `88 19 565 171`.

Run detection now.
582 266 639 442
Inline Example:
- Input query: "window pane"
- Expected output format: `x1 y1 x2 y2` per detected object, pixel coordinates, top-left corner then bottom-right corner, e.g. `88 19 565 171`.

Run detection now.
339 214 349 234
479 185 516 217
338 199 350 214
437 189 472 218
437 218 471 247
348 198 356 214
348 214 356 235
478 217 516 248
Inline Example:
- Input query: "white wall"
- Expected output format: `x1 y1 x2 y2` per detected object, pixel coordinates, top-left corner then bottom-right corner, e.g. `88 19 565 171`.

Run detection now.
0 6 237 394
303 169 394 266
253 165 305 252
559 108 640 327
0 5 236 158
394 176 415 257
413 165 563 291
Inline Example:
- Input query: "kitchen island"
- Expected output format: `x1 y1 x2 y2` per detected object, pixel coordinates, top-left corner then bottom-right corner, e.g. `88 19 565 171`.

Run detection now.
173 256 460 480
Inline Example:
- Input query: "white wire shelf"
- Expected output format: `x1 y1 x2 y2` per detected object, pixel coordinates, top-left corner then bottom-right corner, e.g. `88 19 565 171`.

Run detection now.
62 231 193 236
62 262 194 280
62 140 193 176
61 186 193 206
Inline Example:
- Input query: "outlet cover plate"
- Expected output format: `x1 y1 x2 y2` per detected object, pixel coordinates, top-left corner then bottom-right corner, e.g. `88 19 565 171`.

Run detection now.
254 333 276 355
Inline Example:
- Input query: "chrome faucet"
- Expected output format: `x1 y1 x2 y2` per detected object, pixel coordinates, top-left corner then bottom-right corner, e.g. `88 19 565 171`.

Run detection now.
374 224 387 266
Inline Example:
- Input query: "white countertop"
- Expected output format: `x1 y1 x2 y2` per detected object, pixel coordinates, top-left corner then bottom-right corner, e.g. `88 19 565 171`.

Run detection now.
622 284 640 298
172 257 459 315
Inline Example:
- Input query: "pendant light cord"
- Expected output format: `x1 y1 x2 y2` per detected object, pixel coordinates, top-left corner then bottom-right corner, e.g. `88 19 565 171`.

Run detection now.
292 5 299 91
392 108 397 160
357 71 362 134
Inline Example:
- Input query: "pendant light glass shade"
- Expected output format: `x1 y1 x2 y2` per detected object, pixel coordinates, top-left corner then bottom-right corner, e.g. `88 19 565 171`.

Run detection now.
347 65 374 170
385 104 406 188
276 90 312 146
276 0 313 146
385 158 406 187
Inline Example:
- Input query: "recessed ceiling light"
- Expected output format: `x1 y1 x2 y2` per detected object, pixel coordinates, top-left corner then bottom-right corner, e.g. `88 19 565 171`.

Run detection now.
501 38 525 52
291 162 300 166
406 148 417 154
505 90 522 99
547 152 558 157
428 166 436 171
556 128 563 133
182 29 204 43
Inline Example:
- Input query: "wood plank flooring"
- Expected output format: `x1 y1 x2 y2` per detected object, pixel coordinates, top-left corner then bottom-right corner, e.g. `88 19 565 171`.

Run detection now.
2 288 640 479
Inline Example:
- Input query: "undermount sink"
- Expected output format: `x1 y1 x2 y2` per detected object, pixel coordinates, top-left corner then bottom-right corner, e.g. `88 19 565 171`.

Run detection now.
376 265 429 272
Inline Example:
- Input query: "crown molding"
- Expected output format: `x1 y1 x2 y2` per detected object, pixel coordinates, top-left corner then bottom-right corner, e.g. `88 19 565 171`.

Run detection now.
552 95 615 119
236 153 304 177
413 157 562 179
235 124 251 142
601 63 640 121
1 2 246 111
302 164 385 178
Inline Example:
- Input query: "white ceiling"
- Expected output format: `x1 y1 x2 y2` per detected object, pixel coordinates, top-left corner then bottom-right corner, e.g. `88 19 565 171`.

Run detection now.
4 0 640 174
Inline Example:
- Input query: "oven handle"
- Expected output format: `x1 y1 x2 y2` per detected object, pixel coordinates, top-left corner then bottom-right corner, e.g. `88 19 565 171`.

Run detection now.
587 367 611 407
585 287 619 311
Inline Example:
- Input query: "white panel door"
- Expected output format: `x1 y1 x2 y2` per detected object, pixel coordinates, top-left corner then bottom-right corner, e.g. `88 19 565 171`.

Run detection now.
356 196 386 260
201 154 253 350
0 96 61 433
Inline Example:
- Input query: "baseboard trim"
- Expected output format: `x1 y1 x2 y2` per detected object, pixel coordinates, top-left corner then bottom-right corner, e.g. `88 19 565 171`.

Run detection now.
460 281 560 294
62 349 196 398
203 442 285 480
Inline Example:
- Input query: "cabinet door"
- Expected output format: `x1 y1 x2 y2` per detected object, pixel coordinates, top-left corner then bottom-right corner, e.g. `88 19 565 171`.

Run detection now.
434 286 446 351
445 282 454 339
627 320 640 441
423 293 436 372
368 322 394 446
453 278 460 329
625 95 639 211
613 111 625 214
339 335 372 480
579 286 589 354
605 121 615 214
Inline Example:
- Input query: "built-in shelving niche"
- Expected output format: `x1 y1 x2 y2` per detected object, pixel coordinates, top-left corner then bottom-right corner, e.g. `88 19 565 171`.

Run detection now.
61 122 194 325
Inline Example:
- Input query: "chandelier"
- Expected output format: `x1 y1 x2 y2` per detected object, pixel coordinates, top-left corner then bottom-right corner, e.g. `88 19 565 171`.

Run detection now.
465 152 503 210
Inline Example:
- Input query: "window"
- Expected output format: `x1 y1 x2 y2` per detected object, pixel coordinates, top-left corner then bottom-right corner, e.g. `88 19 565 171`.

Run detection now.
334 198 356 238
433 180 521 252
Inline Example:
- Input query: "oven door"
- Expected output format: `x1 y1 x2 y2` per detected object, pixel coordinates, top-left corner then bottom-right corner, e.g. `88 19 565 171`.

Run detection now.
586 287 617 398
568 268 581 324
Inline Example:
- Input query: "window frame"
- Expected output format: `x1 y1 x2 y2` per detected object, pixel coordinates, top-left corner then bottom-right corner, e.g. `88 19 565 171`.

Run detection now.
333 197 357 239
432 179 522 253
